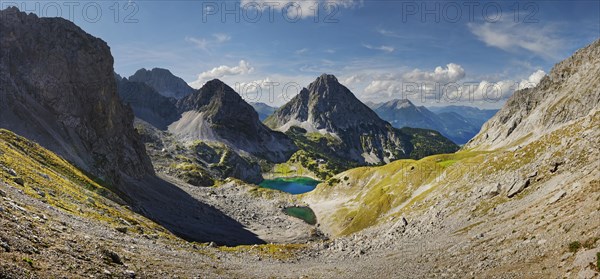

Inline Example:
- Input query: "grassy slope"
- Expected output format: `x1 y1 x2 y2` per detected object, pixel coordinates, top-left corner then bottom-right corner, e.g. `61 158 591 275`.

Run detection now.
0 129 170 237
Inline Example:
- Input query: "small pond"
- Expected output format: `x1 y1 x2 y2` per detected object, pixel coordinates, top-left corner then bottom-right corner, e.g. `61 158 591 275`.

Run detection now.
284 206 317 225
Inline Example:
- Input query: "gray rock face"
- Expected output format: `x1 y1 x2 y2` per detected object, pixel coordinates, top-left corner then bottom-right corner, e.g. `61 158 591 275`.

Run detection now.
0 7 154 184
116 76 180 130
172 79 297 163
507 179 530 198
129 68 194 99
265 74 458 164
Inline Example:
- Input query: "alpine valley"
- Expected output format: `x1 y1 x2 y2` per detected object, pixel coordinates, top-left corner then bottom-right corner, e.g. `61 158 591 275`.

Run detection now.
0 6 598 279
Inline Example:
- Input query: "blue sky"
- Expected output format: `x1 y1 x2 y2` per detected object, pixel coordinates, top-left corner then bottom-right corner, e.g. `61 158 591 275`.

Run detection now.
5 0 599 108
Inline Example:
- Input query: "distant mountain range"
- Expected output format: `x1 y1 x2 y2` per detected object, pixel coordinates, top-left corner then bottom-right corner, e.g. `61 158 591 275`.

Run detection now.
368 100 498 144
116 74 180 130
250 102 277 121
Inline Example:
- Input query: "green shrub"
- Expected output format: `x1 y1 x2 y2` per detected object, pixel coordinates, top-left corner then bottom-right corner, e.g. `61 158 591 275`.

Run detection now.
22 257 34 267
568 241 581 252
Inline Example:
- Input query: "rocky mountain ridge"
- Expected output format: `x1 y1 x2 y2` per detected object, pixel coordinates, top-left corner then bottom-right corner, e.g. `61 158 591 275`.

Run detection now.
467 39 600 149
0 7 153 186
116 75 181 130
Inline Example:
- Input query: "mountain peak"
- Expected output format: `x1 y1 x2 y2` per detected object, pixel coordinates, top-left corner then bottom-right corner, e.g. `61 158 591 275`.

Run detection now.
317 73 338 82
129 67 194 99
388 99 415 109
204 78 229 88
172 80 297 163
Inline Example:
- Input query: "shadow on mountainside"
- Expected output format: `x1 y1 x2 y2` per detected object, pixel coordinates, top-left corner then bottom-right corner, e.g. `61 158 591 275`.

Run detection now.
121 175 265 246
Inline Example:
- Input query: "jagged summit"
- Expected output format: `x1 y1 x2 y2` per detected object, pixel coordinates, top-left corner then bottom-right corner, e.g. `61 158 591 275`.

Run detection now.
170 79 297 163
175 78 255 116
380 99 415 110
129 67 194 99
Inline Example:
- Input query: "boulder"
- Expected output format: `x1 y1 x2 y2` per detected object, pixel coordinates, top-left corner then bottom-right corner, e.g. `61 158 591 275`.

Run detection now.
507 179 530 198
547 190 567 204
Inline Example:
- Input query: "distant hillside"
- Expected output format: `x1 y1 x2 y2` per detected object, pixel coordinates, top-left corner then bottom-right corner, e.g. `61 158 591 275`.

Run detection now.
250 102 278 121
371 100 497 144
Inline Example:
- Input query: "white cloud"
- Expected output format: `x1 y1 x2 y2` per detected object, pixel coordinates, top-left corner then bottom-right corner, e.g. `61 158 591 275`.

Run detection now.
363 44 395 53
468 20 566 60
295 48 309 55
376 28 401 38
185 33 231 52
343 74 367 85
364 80 401 96
357 66 546 107
519 69 546 89
213 33 231 43
403 63 466 84
240 0 361 19
189 60 254 88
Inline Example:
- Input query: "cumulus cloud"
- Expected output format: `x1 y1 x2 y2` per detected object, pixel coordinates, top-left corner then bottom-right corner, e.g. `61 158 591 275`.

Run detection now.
442 69 547 104
519 69 546 89
189 60 254 88
403 63 466 84
357 65 545 107
363 44 395 53
343 74 367 85
468 20 566 60
363 64 466 96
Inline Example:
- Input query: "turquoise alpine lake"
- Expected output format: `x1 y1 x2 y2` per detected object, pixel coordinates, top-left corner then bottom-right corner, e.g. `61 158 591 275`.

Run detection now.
258 177 320 194
284 206 317 225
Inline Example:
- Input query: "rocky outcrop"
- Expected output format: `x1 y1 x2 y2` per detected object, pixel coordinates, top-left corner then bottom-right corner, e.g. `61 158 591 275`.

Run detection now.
0 7 154 185
265 74 458 164
116 76 180 130
129 68 194 99
171 79 297 163
467 39 600 150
